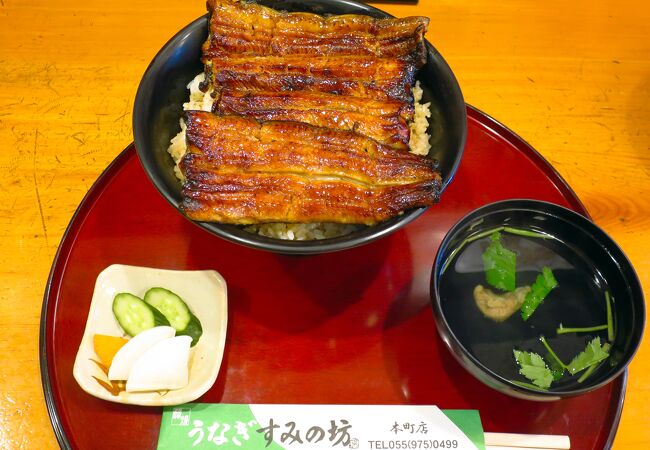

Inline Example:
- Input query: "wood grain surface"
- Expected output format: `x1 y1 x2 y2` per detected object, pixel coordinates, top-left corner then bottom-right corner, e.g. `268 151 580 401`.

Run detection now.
0 0 647 448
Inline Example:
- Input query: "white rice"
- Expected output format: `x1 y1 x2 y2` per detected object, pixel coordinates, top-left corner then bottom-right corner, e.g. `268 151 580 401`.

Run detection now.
167 73 215 182
168 74 431 240
409 81 432 156
244 222 360 241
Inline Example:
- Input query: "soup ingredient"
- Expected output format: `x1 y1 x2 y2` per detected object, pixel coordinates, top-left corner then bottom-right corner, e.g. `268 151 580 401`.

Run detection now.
144 287 203 346
513 350 553 389
605 291 615 342
539 336 568 378
510 380 548 391
520 267 558 321
442 226 550 274
556 324 607 335
524 336 611 388
473 285 531 322
556 290 615 339
126 336 192 392
108 326 176 381
482 232 516 291
93 334 129 366
566 337 611 375
112 293 170 336
577 359 606 383
501 227 550 239
546 352 566 381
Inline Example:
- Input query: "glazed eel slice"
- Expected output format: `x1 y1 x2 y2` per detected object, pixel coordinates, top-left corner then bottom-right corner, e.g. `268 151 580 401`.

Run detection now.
181 171 439 225
207 54 419 103
203 0 429 62
182 111 437 185
180 111 441 225
215 89 412 148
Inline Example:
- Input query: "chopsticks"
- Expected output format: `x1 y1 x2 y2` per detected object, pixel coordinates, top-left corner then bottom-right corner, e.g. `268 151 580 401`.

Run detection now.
484 432 571 449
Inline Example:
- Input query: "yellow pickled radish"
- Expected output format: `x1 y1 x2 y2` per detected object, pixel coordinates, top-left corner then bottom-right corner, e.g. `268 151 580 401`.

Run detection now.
93 334 129 366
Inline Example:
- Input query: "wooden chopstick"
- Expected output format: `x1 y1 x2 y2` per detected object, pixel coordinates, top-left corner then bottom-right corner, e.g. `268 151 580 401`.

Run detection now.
484 432 571 449
486 447 567 450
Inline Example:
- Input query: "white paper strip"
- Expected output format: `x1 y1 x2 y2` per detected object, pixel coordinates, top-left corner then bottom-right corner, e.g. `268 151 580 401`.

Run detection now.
484 432 570 449
250 404 480 450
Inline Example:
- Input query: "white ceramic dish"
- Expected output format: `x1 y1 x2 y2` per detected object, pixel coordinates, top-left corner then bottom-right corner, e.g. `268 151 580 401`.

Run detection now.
73 264 228 406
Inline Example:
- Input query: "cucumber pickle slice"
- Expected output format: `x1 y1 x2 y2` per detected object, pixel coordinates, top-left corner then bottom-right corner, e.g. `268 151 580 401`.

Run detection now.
144 288 191 330
179 313 203 347
112 292 170 337
144 287 203 346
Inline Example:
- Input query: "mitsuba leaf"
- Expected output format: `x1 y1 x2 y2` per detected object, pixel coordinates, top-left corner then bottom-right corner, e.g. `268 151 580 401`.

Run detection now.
545 352 565 381
520 267 558 321
567 337 610 375
482 232 516 292
513 350 554 389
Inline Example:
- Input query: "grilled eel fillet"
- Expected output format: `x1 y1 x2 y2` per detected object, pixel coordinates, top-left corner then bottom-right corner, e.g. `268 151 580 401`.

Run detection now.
207 54 418 104
180 111 441 225
215 89 412 148
202 0 428 98
203 0 429 61
200 0 429 149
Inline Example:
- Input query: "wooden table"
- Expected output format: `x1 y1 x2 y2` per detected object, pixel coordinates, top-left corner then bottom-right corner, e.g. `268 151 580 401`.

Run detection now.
0 0 647 448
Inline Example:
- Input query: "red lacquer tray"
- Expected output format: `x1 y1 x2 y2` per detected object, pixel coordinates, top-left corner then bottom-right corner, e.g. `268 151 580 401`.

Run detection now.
40 106 625 450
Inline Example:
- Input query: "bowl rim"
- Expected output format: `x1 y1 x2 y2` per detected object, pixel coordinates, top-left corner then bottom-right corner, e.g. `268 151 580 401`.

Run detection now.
133 0 467 254
430 198 645 399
